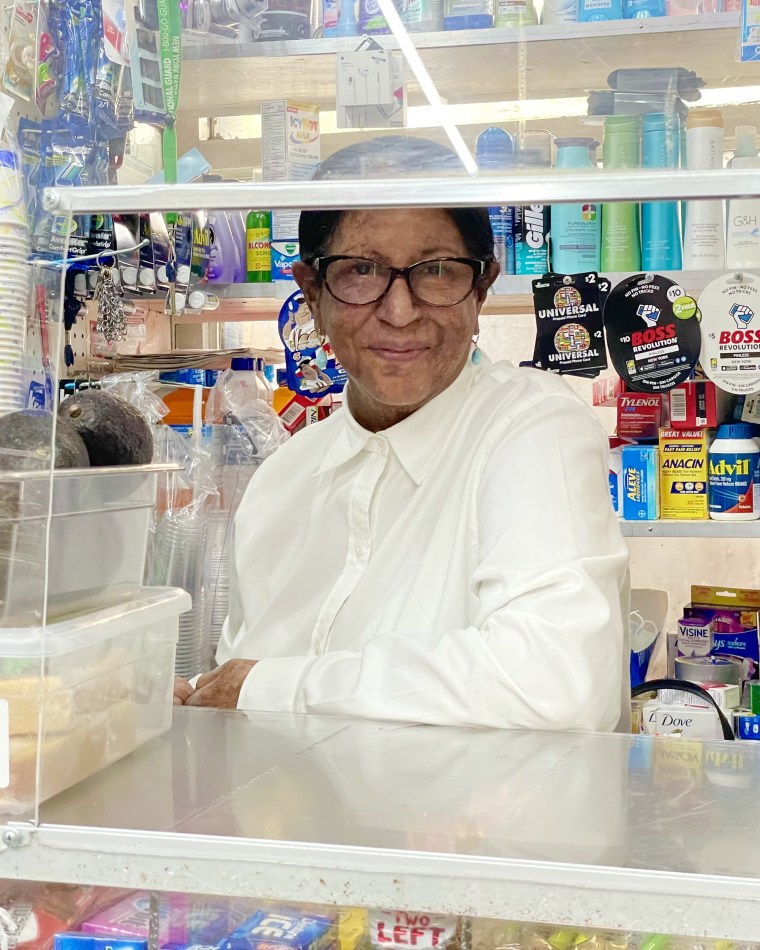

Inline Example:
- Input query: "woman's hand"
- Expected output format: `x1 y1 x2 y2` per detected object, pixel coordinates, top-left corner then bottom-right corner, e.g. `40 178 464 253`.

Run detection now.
185 659 257 709
173 676 195 705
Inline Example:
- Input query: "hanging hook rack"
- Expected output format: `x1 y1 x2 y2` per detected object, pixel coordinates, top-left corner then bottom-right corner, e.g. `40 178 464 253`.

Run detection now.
41 239 149 269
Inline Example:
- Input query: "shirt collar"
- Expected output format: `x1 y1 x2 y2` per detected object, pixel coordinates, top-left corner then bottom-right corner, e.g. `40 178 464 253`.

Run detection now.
314 357 483 486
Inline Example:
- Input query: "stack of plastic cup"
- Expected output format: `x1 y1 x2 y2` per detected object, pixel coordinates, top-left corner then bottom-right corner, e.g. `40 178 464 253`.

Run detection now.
0 149 31 414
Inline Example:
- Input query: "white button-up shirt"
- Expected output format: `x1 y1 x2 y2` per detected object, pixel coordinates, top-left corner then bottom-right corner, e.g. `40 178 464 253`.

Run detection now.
218 356 630 731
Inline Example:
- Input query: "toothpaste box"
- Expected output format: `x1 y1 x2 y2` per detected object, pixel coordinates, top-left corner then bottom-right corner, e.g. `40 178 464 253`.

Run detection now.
642 700 724 739
622 445 659 520
657 683 741 710
735 710 760 738
658 428 710 520
262 99 320 240
617 393 666 442
218 909 337 950
669 379 733 430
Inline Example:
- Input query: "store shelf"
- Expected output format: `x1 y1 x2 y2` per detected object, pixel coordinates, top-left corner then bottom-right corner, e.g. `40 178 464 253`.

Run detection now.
178 14 751 118
3 709 760 939
42 168 760 215
621 520 760 538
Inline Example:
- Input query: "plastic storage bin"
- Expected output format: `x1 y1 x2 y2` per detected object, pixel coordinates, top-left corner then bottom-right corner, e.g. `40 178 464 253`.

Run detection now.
0 584 191 814
0 463 180 621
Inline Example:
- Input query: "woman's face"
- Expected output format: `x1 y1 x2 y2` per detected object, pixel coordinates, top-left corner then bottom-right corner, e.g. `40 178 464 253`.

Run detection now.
293 209 498 427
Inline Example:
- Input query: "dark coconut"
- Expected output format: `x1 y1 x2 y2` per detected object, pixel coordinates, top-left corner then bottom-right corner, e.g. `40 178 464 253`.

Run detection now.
58 391 153 466
0 409 89 470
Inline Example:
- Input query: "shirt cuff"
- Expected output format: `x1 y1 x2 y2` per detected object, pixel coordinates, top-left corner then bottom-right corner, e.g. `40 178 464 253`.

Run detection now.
237 655 315 712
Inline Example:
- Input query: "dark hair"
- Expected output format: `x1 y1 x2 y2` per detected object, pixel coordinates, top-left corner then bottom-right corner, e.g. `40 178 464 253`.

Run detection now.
298 136 495 267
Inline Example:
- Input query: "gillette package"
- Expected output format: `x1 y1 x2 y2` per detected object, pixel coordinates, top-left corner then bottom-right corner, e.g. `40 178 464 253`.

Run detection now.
218 908 337 950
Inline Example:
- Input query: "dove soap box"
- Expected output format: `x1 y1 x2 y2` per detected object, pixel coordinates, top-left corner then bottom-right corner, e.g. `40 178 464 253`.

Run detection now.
659 427 711 520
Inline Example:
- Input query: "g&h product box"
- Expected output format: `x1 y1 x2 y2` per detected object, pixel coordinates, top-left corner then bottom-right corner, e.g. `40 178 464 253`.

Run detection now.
622 445 659 520
658 427 711 520
668 379 734 430
617 393 667 442
262 99 320 240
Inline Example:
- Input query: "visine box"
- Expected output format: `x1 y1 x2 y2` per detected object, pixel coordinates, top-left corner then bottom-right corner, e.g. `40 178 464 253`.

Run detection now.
262 99 320 240
677 616 713 657
622 445 659 520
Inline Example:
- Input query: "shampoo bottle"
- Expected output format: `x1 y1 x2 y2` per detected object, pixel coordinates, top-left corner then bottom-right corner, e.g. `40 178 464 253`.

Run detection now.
641 112 682 271
601 115 641 272
726 126 760 270
514 131 551 275
683 109 725 270
494 0 537 25
207 212 241 284
550 137 601 274
444 0 493 29
476 128 514 276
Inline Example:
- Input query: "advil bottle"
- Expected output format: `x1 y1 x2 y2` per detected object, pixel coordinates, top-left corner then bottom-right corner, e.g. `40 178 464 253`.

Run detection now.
708 423 760 521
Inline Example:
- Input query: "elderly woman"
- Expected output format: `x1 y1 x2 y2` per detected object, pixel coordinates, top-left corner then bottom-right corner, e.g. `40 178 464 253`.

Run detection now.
177 137 629 731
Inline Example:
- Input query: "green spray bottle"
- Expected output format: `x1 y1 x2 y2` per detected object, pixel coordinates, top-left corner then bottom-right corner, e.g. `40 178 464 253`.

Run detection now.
246 209 272 282
601 115 641 272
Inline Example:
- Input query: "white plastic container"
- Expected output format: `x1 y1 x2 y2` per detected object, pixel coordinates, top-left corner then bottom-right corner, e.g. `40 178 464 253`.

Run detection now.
726 126 760 270
683 109 725 270
0 463 180 621
708 423 760 521
0 584 190 814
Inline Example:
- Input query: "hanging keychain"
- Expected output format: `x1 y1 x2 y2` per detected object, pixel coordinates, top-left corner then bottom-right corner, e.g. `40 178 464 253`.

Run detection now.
94 260 127 343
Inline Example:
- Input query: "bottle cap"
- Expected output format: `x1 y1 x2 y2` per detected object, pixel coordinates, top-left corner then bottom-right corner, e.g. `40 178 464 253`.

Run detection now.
716 423 756 441
734 125 758 158
555 136 597 148
475 127 514 169
686 109 724 130
643 112 680 133
231 357 255 371
604 115 641 135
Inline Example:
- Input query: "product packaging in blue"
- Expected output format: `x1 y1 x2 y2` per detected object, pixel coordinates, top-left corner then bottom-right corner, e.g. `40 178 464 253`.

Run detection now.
218 909 337 950
278 291 347 399
54 935 148 949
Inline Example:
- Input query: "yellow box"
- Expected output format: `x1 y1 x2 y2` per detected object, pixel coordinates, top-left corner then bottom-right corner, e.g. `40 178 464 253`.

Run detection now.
658 427 712 520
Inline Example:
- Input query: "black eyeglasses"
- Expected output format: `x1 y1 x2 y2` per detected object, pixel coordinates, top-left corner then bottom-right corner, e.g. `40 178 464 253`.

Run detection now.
314 256 486 307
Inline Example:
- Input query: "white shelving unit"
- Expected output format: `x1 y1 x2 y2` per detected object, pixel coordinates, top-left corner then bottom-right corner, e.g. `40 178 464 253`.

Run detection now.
621 520 760 538
2 708 760 941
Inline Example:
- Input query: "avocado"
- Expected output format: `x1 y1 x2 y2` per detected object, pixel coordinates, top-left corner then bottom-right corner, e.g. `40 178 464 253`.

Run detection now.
0 409 90 471
58 390 153 466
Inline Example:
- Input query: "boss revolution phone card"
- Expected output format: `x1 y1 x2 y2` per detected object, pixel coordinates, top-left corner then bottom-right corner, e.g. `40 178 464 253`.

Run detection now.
604 273 701 393
532 272 608 377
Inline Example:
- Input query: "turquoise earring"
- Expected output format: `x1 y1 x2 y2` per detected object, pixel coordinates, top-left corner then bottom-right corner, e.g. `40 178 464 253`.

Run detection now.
471 333 481 366
315 330 329 370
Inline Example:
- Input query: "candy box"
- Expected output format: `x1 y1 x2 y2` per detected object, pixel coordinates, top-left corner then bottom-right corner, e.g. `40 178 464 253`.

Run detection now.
55 937 147 949
218 909 337 950
84 893 250 946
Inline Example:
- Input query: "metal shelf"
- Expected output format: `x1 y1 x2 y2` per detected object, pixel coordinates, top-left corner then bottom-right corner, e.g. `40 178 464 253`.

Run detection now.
178 13 748 119
42 168 760 215
621 520 760 538
3 709 760 939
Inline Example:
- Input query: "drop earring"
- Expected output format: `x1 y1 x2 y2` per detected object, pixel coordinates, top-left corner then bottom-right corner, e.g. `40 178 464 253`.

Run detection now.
471 333 481 366
315 330 329 370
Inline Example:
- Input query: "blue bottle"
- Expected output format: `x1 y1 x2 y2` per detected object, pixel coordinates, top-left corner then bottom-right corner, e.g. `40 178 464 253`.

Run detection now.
476 127 514 276
550 137 601 274
641 112 682 271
